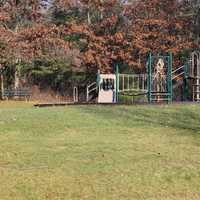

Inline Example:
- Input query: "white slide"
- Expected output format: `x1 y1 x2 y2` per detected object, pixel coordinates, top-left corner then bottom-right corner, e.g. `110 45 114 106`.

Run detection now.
98 90 114 103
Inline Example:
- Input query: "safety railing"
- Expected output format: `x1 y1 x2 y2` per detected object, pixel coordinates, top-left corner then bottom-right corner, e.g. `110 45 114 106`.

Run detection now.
172 65 185 80
118 74 148 93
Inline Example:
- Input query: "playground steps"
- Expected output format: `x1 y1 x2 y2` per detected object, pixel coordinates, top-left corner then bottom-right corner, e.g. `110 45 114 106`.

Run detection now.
193 83 200 102
86 82 97 102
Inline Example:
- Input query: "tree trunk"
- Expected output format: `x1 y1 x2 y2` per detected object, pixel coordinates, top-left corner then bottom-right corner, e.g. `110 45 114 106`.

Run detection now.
100 11 103 20
14 62 20 90
14 66 20 90
87 10 91 25
14 25 21 90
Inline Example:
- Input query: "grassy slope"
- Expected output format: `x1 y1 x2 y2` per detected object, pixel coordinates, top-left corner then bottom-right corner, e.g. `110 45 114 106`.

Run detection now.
0 102 200 200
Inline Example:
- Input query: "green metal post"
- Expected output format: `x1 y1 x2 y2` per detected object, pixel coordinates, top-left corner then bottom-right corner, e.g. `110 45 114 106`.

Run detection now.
183 62 189 101
115 64 119 103
168 53 173 102
96 70 100 98
147 53 152 103
96 70 100 86
183 78 189 101
184 62 188 78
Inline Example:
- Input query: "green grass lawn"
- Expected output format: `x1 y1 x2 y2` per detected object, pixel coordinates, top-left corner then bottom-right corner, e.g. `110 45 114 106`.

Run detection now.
0 102 200 200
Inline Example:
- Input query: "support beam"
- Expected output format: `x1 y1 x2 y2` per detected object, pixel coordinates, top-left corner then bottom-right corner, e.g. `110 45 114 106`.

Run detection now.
168 53 173 102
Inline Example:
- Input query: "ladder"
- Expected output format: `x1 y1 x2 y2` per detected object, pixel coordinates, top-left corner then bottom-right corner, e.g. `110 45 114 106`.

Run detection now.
191 51 200 102
193 78 200 102
86 82 97 102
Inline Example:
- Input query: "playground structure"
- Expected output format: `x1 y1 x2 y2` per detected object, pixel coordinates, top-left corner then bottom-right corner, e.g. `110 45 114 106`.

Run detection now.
86 51 200 104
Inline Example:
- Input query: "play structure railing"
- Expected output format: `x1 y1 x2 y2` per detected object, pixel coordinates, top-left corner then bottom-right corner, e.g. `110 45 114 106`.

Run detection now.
172 65 185 81
118 74 148 94
190 51 200 78
86 82 97 102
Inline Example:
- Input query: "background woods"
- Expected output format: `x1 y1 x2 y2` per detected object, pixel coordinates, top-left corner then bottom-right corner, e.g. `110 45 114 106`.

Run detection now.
0 0 199 98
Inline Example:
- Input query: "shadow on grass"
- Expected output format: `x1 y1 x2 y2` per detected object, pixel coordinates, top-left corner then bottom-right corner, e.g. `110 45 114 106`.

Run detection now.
78 105 200 133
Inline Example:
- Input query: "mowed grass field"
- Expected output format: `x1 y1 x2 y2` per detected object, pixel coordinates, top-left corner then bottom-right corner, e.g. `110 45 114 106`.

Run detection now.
0 102 200 200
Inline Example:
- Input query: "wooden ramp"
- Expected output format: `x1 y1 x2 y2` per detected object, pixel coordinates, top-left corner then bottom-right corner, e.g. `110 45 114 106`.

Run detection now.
34 102 77 107
34 102 116 107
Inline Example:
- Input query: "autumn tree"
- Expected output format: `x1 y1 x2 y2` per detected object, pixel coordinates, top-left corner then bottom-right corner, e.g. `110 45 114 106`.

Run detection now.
181 0 200 46
13 23 82 91
0 0 198 97
124 0 194 68
50 0 137 73
0 0 47 90
0 0 83 93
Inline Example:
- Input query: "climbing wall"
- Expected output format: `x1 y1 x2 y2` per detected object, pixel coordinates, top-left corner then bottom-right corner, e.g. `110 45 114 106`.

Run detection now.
147 54 173 103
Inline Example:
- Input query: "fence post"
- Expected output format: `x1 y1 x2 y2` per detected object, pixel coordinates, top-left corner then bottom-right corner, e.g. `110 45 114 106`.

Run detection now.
73 87 78 103
86 86 89 102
